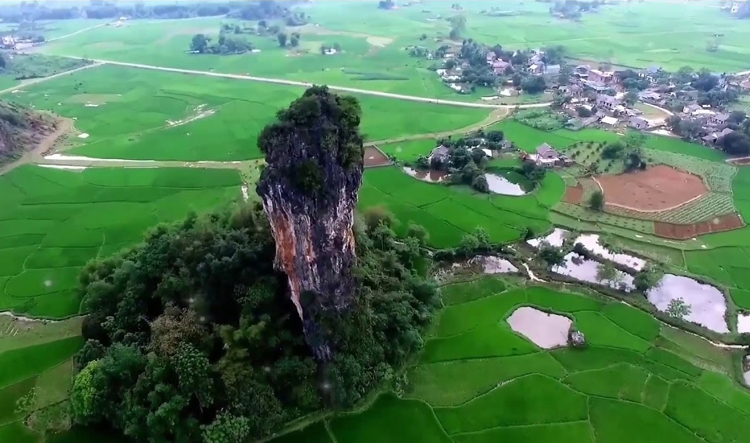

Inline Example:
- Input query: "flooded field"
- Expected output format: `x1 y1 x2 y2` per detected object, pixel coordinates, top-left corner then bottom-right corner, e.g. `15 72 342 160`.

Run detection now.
552 253 635 292
507 306 572 349
485 173 527 196
647 274 729 334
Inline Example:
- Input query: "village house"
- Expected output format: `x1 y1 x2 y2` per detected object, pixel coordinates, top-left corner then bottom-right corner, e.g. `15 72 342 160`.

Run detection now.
589 69 614 85
566 116 599 130
428 145 450 163
492 59 511 74
709 113 730 127
528 62 545 75
574 65 590 79
596 94 620 111
562 84 584 97
639 90 663 104
702 128 734 145
629 117 649 130
0 36 15 49
601 116 619 126
545 64 561 76
533 143 561 167
486 51 497 63
498 140 514 151
682 104 703 115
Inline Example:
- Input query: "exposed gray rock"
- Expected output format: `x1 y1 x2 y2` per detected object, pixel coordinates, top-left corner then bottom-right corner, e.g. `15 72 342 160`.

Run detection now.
256 86 364 360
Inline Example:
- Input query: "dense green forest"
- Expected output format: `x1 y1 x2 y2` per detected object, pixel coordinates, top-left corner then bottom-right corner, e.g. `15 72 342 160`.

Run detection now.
69 87 439 443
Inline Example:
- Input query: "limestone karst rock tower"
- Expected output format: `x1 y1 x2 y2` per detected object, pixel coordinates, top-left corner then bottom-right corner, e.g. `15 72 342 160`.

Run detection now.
256 86 364 359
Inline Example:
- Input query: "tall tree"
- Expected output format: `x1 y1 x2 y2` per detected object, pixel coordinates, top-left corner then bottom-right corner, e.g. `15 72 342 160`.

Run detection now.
277 32 287 47
190 33 209 53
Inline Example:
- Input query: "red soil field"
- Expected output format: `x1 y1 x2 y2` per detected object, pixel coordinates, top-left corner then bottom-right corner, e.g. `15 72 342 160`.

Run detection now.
594 165 707 212
562 185 583 204
364 146 391 168
654 213 745 240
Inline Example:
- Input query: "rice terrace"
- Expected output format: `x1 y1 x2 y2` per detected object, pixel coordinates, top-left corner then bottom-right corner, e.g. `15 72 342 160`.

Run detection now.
1 1 750 443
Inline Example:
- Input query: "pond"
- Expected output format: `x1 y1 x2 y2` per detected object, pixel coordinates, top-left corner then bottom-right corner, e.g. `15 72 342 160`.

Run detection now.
528 230 646 271
485 167 534 196
402 167 448 183
552 253 635 292
527 228 568 248
450 255 519 276
485 173 527 196
574 234 646 271
646 274 729 334
507 306 572 349
472 255 519 274
738 313 750 334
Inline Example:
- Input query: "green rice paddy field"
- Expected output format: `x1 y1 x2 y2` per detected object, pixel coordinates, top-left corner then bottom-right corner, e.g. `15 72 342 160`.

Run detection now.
3 7 750 441
10 65 489 161
270 280 750 443
359 165 564 248
0 165 241 318
37 1 750 102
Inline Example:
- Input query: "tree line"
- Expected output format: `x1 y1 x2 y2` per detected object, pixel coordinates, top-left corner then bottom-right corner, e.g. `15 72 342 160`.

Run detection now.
0 0 293 23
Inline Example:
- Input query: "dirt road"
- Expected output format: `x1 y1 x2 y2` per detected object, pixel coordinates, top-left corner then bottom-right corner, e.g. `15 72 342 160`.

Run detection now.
366 108 510 145
0 62 103 95
46 23 108 42
57 56 553 110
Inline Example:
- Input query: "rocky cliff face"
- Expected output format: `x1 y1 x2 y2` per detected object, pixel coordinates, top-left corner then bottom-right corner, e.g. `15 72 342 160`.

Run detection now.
0 101 56 164
256 86 364 360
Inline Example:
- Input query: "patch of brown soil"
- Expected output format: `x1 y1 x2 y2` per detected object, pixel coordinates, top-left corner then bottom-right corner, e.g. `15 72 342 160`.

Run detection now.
654 213 745 240
594 165 708 212
0 116 73 175
364 146 391 168
562 185 583 204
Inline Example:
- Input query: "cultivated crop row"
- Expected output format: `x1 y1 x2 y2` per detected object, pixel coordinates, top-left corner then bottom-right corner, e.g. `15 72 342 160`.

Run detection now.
647 149 735 192
607 193 736 224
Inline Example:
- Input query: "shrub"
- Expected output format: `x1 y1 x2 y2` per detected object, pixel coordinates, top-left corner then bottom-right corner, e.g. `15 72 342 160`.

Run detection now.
589 191 605 211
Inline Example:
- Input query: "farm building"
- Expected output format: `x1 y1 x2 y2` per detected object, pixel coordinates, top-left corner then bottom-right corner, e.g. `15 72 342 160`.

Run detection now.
530 143 562 167
596 95 620 111
601 116 619 126
492 59 512 74
589 69 614 85
709 113 730 126
429 145 450 163
629 117 649 130
702 128 734 145
545 64 561 75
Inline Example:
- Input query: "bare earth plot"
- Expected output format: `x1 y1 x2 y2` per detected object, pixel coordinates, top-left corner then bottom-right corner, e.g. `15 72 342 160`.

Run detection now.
594 165 708 213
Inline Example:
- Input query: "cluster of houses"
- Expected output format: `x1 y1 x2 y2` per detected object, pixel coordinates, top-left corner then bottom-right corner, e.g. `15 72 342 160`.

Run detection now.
554 64 750 142
679 104 737 145
639 80 748 146
427 139 571 170
0 35 37 51
436 47 561 95
556 69 663 133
